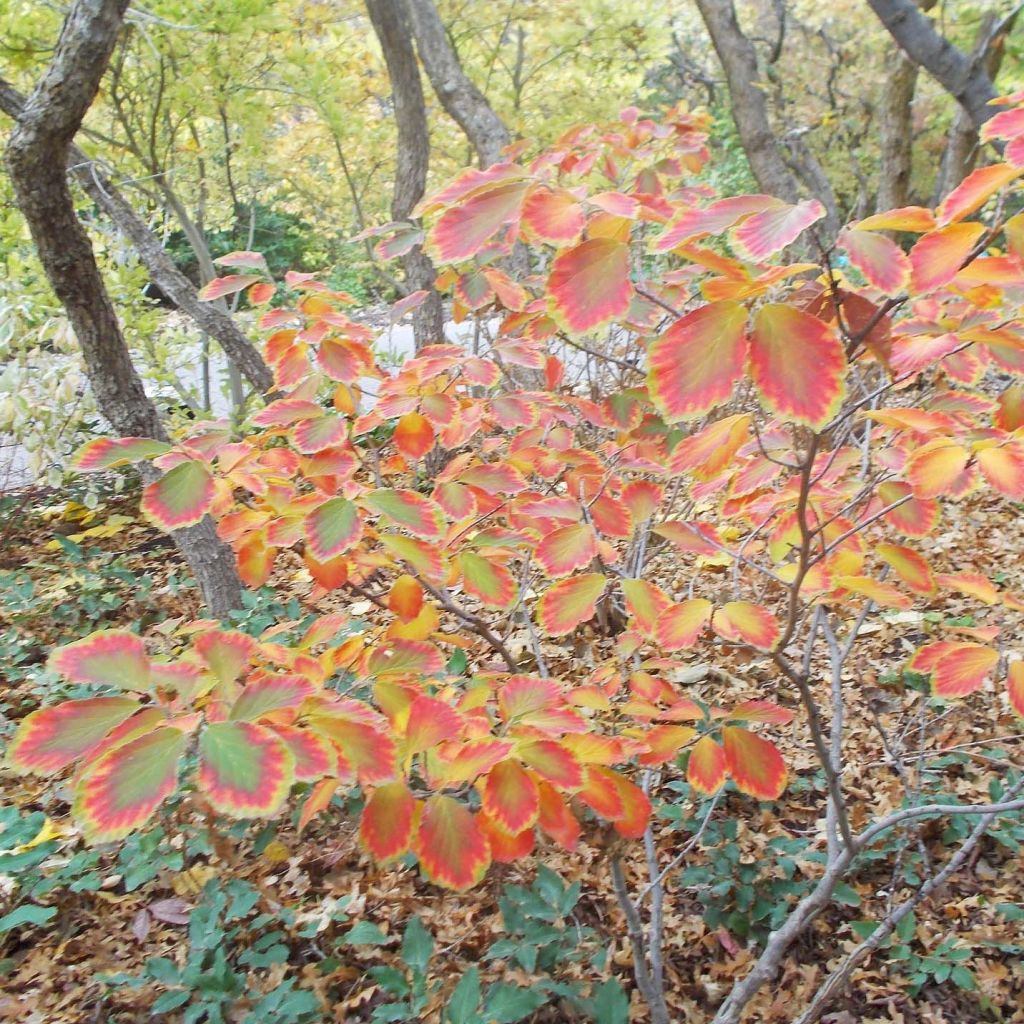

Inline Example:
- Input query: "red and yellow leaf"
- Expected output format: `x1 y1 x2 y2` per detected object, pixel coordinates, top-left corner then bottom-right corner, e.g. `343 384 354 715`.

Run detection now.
389 574 424 622
877 481 940 536
656 599 714 651
976 444 1024 499
837 229 911 294
521 187 586 244
479 812 535 862
363 489 445 540
1008 661 1024 718
712 601 779 651
229 674 316 722
432 180 529 262
481 759 540 834
194 630 257 688
687 735 726 794
537 780 581 849
750 304 846 429
394 412 435 460
49 630 149 690
875 543 935 594
908 223 985 294
906 439 972 498
460 552 516 609
415 795 491 890
6 697 140 774
199 274 262 300
198 721 295 817
731 199 825 261
535 523 598 578
305 497 362 561
367 639 445 677
141 460 215 530
722 726 786 800
404 695 462 755
272 726 338 781
929 643 999 698
547 238 632 334
73 727 185 843
936 163 1021 225
621 578 672 636
360 782 417 862
71 437 172 472
516 739 583 790
535 573 607 635
647 301 748 421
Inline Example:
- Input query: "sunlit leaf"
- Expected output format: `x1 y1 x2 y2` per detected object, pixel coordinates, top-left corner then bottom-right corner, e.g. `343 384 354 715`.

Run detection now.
731 199 825 261
535 573 607 635
722 726 786 800
936 164 1021 225
712 601 779 651
656 599 713 652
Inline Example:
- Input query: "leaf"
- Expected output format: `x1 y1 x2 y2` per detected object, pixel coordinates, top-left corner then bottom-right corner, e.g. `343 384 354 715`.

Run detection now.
199 274 262 300
141 461 215 530
194 630 256 687
875 543 935 594
535 573 607 635
855 206 936 232
389 574 424 622
687 735 726 794
712 602 779 651
537 781 581 849
835 575 913 609
292 414 348 454
49 629 149 689
582 978 629 1024
367 638 445 676
74 728 185 843
750 304 846 429
929 644 999 698
432 181 529 262
722 727 786 800
521 187 586 244
402 914 434 972
731 199 825 260
498 676 561 720
394 412 435 460
460 552 516 609
936 164 1021 225
215 250 265 269
547 238 632 334
647 301 748 421
360 782 417 862
906 439 972 498
908 223 985 294
668 415 751 479
447 967 483 1024
656 599 714 651
405 695 462 755
653 195 778 251
0 905 57 934
6 697 140 774
415 796 491 890
621 578 671 636
1008 662 1024 718
70 437 172 472
459 463 528 494
976 445 1024 499
345 920 389 946
481 759 540 834
305 497 362 561
877 481 940 536
364 489 445 540
272 726 337 781
535 523 598 577
229 674 316 722
837 230 911 294
516 740 583 790
198 722 295 817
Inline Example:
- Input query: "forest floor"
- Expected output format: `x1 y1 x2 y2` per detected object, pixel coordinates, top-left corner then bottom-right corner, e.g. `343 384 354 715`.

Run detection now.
0 482 1022 1024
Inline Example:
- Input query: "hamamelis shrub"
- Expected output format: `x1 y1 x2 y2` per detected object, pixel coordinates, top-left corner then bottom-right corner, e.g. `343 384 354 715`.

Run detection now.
6 96 1024 925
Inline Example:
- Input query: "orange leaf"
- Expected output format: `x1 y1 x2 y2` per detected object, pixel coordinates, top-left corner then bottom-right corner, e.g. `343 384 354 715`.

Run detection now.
906 440 973 498
722 726 787 800
687 735 726 794
394 412 435 460
415 795 490 890
656 599 713 651
908 223 985 294
388 575 424 622
875 543 935 594
481 759 540 834
535 523 598 577
360 782 417 861
712 602 779 651
1008 662 1024 718
929 643 999 698
936 163 1021 225
547 238 632 334
535 573 607 635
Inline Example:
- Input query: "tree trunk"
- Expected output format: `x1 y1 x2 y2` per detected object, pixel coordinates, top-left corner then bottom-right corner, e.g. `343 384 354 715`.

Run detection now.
865 0 1002 133
404 0 510 169
0 77 275 398
876 49 918 211
932 8 1019 202
4 0 243 617
365 0 445 349
694 0 801 204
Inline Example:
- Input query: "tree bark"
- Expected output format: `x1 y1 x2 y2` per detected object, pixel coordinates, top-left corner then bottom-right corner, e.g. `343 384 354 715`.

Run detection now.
4 0 243 616
876 49 918 211
932 7 1020 201
865 0 1003 133
365 0 445 349
404 0 510 169
694 0 801 204
0 77 274 397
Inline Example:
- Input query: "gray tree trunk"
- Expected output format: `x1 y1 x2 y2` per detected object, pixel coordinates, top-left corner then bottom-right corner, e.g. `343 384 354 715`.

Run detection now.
0 78 275 398
876 49 918 211
4 0 243 617
365 0 445 349
404 0 510 169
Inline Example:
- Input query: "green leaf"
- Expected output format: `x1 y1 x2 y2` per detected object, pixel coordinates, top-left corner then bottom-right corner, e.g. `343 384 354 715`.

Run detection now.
401 915 433 974
484 983 549 1023
833 882 862 907
951 965 977 990
152 989 191 1013
0 904 57 934
581 978 629 1024
345 921 388 946
446 967 482 1024
146 957 182 984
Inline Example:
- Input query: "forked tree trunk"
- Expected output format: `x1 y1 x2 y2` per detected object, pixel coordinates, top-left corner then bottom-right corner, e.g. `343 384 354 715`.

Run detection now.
4 0 243 616
365 0 445 349
404 0 510 169
0 78 274 398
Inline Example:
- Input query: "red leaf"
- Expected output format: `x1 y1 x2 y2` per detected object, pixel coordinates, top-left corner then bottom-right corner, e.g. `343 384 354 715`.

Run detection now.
481 759 540 834
547 238 633 334
750 304 846 429
908 223 985 294
712 601 779 651
688 735 726 794
656 599 713 652
731 199 825 261
837 229 911 295
722 726 786 800
415 796 491 890
431 180 529 261
199 275 261 301
521 187 586 244
404 695 462 755
535 573 607 635
360 782 417 861
647 301 748 421
535 524 598 577
394 412 435 460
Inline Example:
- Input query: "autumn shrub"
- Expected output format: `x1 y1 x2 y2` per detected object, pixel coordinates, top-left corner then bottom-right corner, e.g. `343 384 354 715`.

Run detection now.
6 96 1024 1020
